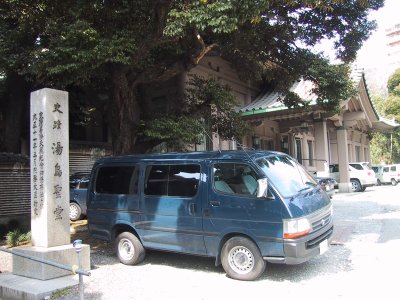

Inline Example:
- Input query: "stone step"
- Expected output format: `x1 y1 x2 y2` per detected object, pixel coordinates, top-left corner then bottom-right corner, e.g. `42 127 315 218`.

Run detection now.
0 273 78 300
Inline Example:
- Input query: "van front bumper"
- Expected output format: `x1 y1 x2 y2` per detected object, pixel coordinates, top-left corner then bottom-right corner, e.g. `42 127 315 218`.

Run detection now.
264 224 334 265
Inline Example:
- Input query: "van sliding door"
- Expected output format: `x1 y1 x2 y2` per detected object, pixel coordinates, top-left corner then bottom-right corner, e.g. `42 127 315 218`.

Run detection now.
141 163 206 255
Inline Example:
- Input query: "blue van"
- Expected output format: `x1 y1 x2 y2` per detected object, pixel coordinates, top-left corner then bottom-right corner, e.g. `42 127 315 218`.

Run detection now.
87 150 333 280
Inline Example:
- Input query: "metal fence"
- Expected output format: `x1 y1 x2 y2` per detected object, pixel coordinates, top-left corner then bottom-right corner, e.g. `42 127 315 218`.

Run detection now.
0 146 110 227
0 157 30 217
0 239 90 299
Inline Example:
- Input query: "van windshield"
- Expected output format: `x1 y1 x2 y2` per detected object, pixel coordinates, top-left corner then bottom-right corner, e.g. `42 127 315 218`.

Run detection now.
256 154 316 198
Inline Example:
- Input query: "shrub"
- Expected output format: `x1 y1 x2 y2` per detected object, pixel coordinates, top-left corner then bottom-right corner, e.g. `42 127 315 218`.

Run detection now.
5 229 31 247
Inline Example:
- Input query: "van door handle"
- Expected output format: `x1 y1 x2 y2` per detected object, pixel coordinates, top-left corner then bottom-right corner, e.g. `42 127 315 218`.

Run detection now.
210 200 220 207
189 203 196 215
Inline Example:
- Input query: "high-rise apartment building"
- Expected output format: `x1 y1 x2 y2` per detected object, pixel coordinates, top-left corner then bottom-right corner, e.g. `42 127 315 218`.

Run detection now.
359 22 400 96
385 23 400 66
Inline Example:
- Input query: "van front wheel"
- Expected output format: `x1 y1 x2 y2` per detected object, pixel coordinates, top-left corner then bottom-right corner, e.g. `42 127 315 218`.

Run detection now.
115 232 146 265
221 236 266 281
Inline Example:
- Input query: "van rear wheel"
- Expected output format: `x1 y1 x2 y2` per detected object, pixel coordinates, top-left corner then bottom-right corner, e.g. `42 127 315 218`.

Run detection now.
69 203 82 221
391 179 398 186
221 236 266 281
115 232 146 265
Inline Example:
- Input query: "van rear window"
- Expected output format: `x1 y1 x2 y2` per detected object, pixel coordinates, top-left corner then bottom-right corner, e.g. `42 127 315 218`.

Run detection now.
145 164 200 197
95 166 138 195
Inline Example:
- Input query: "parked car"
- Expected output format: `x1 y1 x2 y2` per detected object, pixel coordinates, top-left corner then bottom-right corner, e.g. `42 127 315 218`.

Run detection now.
372 164 400 186
349 162 373 172
372 165 382 183
87 151 333 281
69 173 89 221
329 162 377 192
314 176 337 198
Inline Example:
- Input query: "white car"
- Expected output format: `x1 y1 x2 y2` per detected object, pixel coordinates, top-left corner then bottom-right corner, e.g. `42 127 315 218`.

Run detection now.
329 162 377 192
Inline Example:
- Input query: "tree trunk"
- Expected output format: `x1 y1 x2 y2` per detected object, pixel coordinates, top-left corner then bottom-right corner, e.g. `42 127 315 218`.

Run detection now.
109 67 142 155
1 74 30 153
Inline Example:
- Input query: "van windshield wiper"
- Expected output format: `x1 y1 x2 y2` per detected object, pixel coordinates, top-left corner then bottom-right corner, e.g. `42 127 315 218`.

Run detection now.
297 187 310 193
297 182 315 193
289 186 310 201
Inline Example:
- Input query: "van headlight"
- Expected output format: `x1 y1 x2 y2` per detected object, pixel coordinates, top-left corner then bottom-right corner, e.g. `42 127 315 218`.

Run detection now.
283 218 311 239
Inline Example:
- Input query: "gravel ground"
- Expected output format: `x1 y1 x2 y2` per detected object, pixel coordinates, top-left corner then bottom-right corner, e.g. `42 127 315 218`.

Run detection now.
1 185 400 299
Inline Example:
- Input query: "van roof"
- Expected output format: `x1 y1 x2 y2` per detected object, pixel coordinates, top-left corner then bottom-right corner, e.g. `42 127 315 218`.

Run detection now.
95 150 283 164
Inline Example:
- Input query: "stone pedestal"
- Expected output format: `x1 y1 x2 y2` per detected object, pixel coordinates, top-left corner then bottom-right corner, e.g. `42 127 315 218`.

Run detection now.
12 244 90 280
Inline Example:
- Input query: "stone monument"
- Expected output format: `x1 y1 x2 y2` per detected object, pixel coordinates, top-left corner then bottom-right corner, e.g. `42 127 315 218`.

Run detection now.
13 88 90 280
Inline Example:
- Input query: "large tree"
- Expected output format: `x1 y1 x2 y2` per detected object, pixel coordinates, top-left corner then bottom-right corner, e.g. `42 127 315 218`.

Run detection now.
385 68 400 122
0 0 383 154
371 68 400 164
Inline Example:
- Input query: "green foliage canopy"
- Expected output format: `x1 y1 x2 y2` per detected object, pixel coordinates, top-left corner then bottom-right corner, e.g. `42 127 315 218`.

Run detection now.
370 68 400 164
0 0 384 153
382 68 400 124
144 75 249 150
387 68 400 98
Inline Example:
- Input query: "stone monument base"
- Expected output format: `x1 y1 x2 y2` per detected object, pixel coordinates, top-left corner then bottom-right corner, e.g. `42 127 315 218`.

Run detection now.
12 244 90 280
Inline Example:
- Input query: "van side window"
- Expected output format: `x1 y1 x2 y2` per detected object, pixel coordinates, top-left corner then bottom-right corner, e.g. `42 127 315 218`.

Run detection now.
145 164 200 197
390 166 396 172
213 163 258 195
95 166 138 195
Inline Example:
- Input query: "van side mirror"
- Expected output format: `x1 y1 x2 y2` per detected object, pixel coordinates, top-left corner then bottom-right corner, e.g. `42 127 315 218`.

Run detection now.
257 178 268 198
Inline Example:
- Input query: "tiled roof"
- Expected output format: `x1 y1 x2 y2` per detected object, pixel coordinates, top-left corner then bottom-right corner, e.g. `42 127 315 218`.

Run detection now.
240 68 368 115
373 116 400 132
239 79 318 114
239 67 399 131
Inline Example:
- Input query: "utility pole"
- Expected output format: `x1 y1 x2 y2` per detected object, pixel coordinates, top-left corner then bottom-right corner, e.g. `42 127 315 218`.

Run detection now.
391 133 393 163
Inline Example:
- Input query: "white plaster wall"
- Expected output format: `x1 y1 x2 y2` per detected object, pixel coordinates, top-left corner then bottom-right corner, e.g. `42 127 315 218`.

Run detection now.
189 56 260 107
188 57 261 150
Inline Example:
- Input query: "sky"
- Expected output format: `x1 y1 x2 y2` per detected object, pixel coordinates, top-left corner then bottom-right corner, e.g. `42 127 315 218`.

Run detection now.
356 0 400 68
313 0 400 72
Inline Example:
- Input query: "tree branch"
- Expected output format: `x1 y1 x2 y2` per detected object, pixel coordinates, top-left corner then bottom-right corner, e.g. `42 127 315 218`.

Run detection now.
191 30 219 65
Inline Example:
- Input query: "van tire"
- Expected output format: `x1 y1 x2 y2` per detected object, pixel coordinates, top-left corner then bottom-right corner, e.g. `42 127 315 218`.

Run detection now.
391 179 398 186
115 232 146 265
69 202 82 221
221 236 266 281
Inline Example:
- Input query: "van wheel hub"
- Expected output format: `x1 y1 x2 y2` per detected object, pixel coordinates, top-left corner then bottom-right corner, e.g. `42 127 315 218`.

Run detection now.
69 205 79 219
228 246 254 274
119 238 134 260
